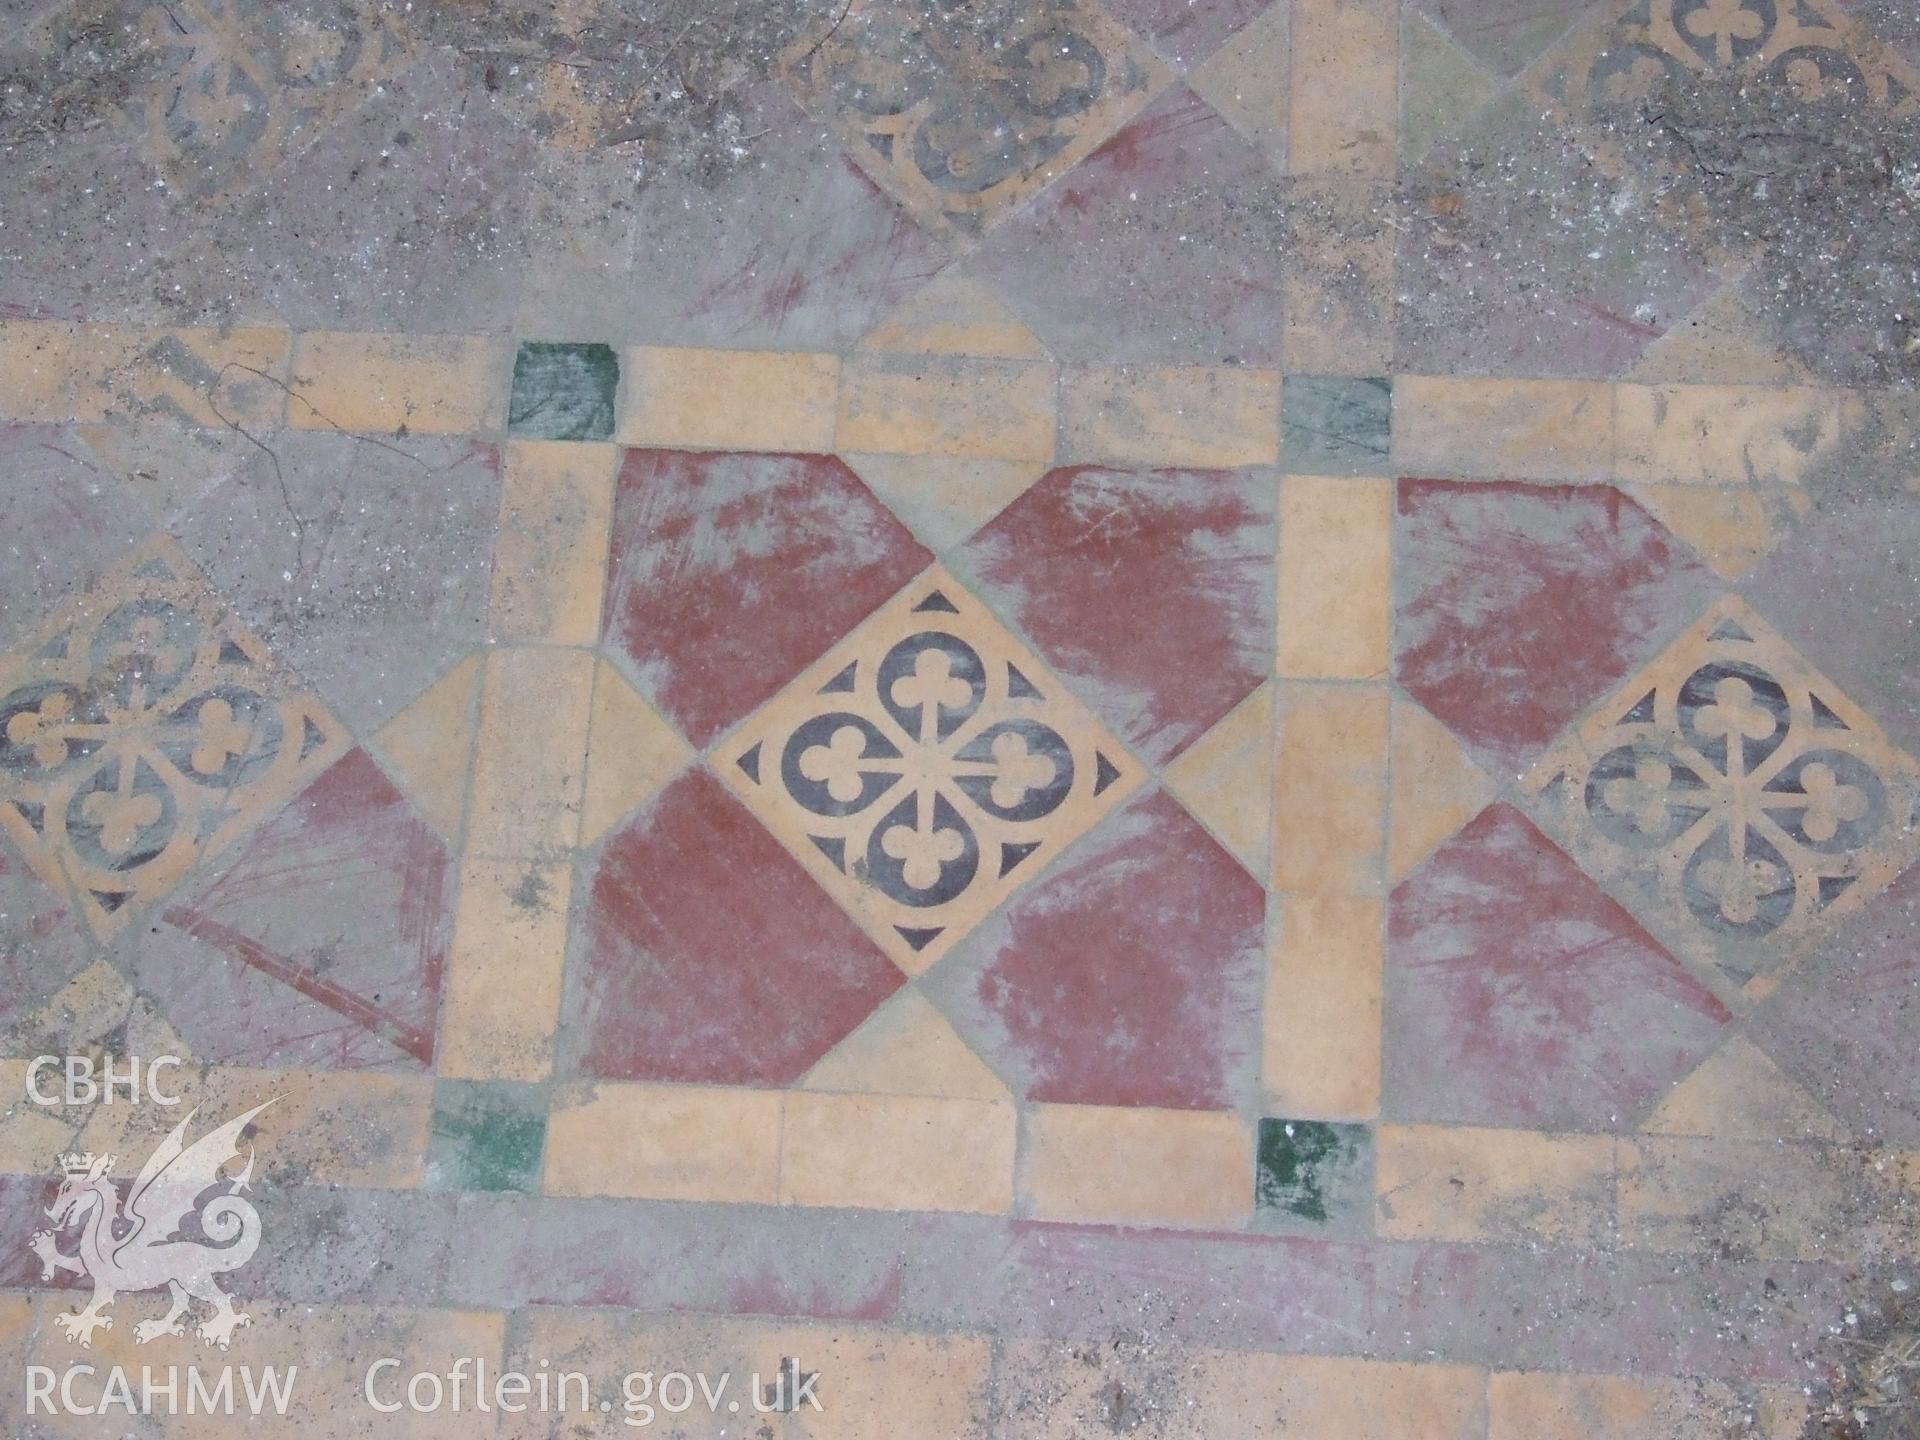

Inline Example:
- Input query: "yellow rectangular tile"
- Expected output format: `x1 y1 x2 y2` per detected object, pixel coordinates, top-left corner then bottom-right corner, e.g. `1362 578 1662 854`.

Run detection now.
1265 893 1382 1118
1024 1104 1251 1230
464 646 596 858
1276 473 1391 680
1060 364 1280 467
290 330 506 434
545 1082 782 1203
489 440 618 645
1375 1125 1617 1245
619 345 839 451
1284 178 1395 373
0 320 290 428
837 354 1057 460
1490 1372 1808 1440
437 858 573 1082
1615 383 1862 485
780 1092 1016 1214
1270 681 1389 894
1618 1137 1912 1262
1393 376 1615 482
1289 0 1397 176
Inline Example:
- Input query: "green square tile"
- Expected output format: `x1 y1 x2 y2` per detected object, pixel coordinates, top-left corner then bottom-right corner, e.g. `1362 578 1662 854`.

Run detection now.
1256 1117 1372 1230
508 341 619 441
426 1080 547 1193
1281 375 1391 475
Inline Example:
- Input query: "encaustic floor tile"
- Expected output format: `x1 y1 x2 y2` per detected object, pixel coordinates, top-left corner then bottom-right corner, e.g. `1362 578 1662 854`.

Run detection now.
1524 595 1920 998
0 535 350 941
781 0 1171 239
716 566 1143 974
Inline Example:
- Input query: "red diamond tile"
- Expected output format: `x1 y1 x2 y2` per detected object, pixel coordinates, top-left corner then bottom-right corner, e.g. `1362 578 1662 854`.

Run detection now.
602 450 932 748
1394 478 1717 776
926 789 1264 1109
571 768 904 1086
138 748 453 1069
959 464 1275 765
1385 802 1731 1130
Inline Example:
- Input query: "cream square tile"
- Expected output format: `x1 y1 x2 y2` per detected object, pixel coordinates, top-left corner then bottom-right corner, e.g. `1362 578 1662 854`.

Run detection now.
1270 682 1389 894
1060 364 1280 468
620 345 839 451
464 647 596 860
488 440 618 646
290 331 506 434
1276 474 1391 680
1265 894 1382 1119
780 1092 1016 1214
437 858 573 1082
1024 1104 1252 1230
545 1082 782 1203
837 355 1057 461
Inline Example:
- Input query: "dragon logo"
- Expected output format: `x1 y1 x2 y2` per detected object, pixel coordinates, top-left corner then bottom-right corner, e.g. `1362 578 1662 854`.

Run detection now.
30 1098 275 1349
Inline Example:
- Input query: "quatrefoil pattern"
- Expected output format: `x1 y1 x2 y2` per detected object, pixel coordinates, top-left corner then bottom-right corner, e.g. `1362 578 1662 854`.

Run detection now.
1527 597 1920 996
1537 0 1920 117
720 568 1140 972
0 537 349 937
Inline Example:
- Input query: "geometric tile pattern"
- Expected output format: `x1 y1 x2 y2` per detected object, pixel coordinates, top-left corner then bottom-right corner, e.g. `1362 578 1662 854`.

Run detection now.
1527 595 1920 997
120 0 414 201
6 0 1920 1399
0 537 349 939
782 0 1170 237
719 567 1141 973
1533 0 1920 118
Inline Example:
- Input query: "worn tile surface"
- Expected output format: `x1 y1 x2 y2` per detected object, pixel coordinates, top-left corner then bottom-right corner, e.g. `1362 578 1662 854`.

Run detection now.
2 0 1917 1431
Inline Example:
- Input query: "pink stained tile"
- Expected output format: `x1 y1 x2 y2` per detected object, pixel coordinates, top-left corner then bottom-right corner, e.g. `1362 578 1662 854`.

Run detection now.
959 464 1276 765
963 85 1290 366
571 768 904 1087
1394 478 1717 777
137 748 452 1070
927 788 1265 1110
601 449 932 748
1101 0 1279 67
1384 803 1732 1130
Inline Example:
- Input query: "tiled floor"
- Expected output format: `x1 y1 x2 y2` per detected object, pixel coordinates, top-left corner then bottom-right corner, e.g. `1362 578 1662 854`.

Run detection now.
2 0 1919 1434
